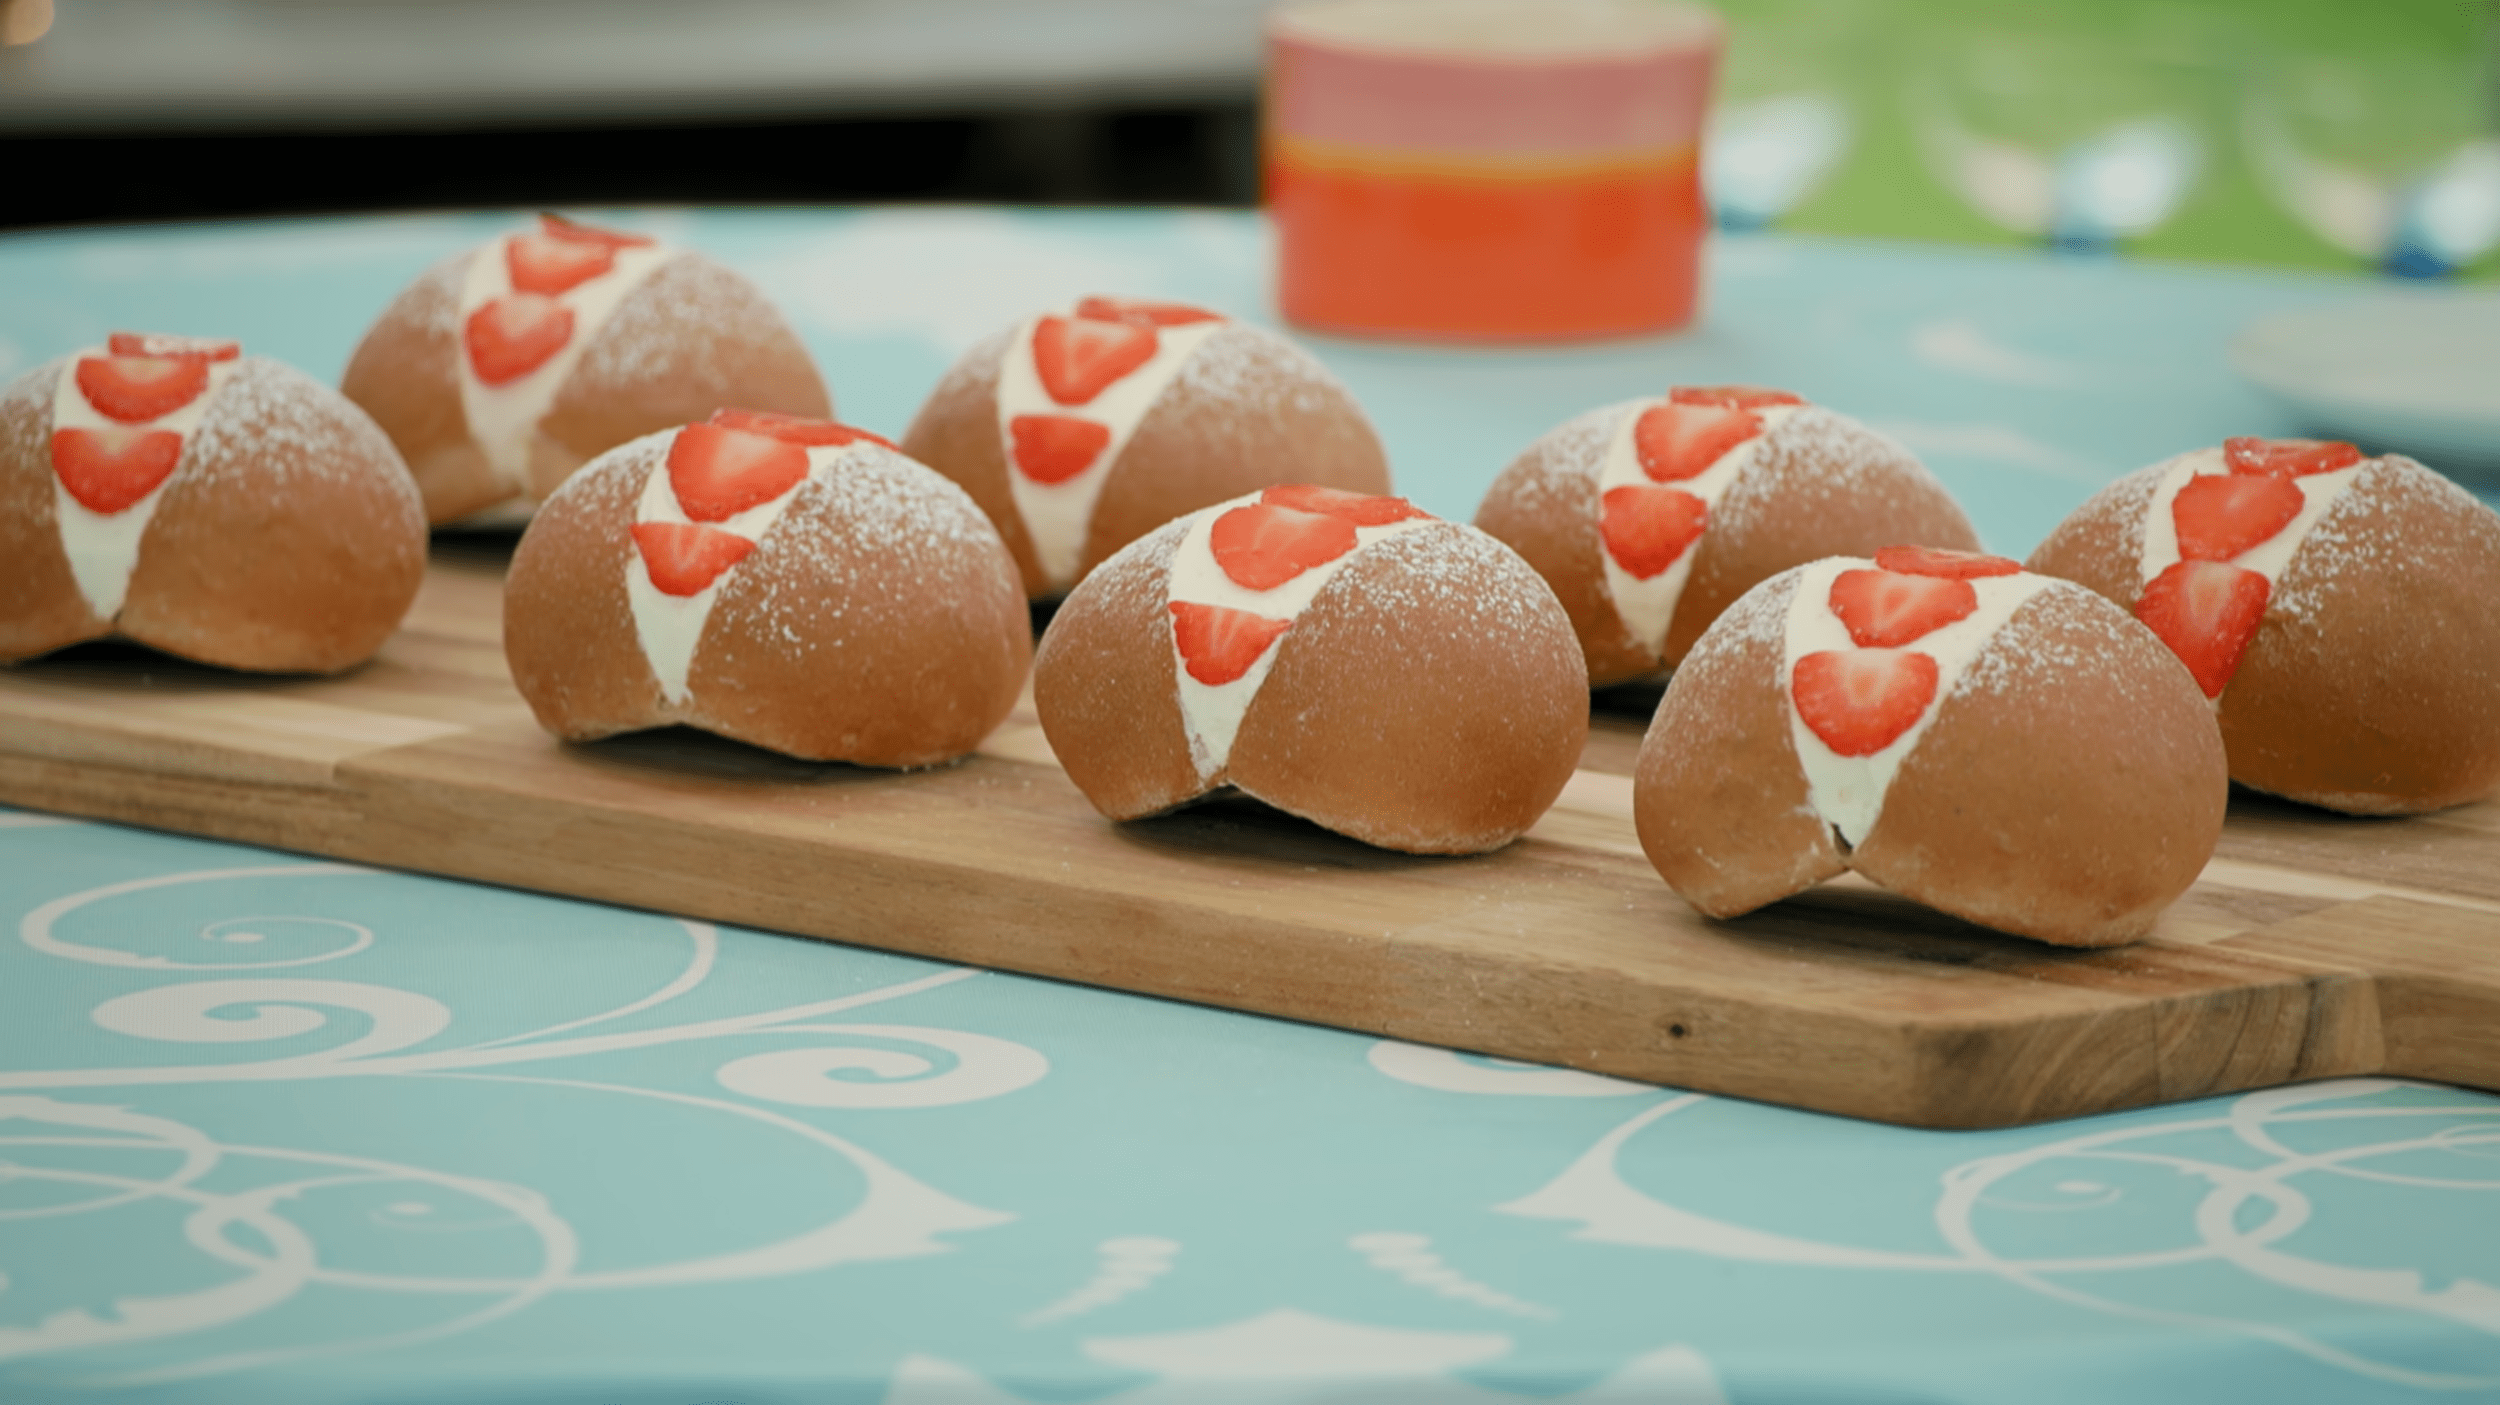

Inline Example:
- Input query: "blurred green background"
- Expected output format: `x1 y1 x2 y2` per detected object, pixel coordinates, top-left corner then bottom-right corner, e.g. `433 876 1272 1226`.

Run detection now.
1711 0 2500 277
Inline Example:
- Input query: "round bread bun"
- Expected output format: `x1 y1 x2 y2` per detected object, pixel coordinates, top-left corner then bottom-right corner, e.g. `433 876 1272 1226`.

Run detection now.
1 337 427 673
1475 387 1982 686
343 215 830 526
1034 484 1587 855
2027 440 2500 815
901 296 1390 600
504 408 1029 767
1634 548 2226 946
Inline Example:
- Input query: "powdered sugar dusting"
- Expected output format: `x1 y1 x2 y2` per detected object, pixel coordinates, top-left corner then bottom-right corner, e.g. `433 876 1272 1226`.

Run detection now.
1950 579 2129 706
1488 400 1636 522
1306 521 1568 650
568 253 765 402
2265 456 2419 630
181 359 421 521
1708 407 1940 544
1170 322 1363 428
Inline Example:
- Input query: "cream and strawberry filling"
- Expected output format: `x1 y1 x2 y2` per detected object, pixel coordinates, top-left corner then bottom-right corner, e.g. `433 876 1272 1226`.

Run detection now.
1163 484 1434 777
2131 436 2367 702
1781 546 2050 848
458 215 679 503
994 296 1228 593
624 409 896 703
1595 385 1803 657
47 333 242 618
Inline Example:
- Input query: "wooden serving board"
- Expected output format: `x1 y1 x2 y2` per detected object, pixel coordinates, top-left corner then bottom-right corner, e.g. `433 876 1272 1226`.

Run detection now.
4 544 2497 1129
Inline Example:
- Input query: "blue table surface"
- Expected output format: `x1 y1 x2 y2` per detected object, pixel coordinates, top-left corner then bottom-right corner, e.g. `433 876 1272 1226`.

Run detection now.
2 209 2497 1404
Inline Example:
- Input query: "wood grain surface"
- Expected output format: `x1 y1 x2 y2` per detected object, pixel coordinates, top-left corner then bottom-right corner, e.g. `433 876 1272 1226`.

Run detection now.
2 544 2495 1128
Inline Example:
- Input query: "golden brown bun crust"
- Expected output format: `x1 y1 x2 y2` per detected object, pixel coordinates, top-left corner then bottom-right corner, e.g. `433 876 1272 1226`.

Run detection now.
1036 518 1586 854
1633 571 1846 915
342 247 830 524
503 435 664 739
901 319 1392 598
1474 403 1983 685
1030 518 1203 818
1228 524 1587 853
505 431 1029 768
2027 455 2500 814
2 357 427 673
1633 569 2224 947
1853 583 2227 946
2224 457 2500 813
0 359 107 659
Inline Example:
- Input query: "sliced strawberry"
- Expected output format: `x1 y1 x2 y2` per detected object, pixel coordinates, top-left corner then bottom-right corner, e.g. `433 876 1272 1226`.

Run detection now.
667 423 811 522
1600 484 1709 579
632 522 754 597
1031 316 1158 406
1075 295 1224 327
2223 436 2362 478
1792 648 1939 758
1259 483 1428 526
710 407 896 450
1008 414 1111 485
463 295 574 386
1828 569 1978 648
2172 473 2302 562
106 332 239 362
1168 601 1292 686
1874 545 2021 579
75 356 209 423
2136 560 2270 699
1669 384 1805 410
506 232 615 295
1209 503 1359 591
1634 401 1762 482
539 213 655 248
51 427 184 514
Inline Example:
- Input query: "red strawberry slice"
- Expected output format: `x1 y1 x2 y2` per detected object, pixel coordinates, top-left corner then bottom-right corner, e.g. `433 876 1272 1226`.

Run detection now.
1075 296 1224 327
1032 316 1158 406
667 423 812 522
1168 601 1292 686
1009 414 1112 485
2136 560 2269 699
1600 484 1709 579
1669 384 1805 410
1792 648 1940 758
1828 569 1979 648
75 356 209 423
539 214 655 248
1209 503 1359 591
106 332 239 362
2223 436 2362 478
1874 545 2021 579
464 295 574 386
1634 401 1762 482
1259 483 1428 526
710 407 896 450
631 522 755 597
2172 473 2302 562
51 427 185 514
506 232 616 296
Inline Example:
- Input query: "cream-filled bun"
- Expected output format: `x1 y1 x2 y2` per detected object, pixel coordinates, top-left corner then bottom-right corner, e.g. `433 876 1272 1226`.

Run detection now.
901 296 1391 600
503 408 1029 768
1635 547 2226 947
1033 484 1586 855
1 333 426 673
1475 386 1983 686
343 214 830 525
2027 438 2500 815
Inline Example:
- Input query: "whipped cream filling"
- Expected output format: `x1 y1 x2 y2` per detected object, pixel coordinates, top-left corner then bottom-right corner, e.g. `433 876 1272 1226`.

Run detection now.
625 438 869 704
1782 557 2054 848
457 235 678 503
995 313 1224 592
49 351 241 618
2137 448 2365 589
1166 491 1433 777
1598 401 1798 656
